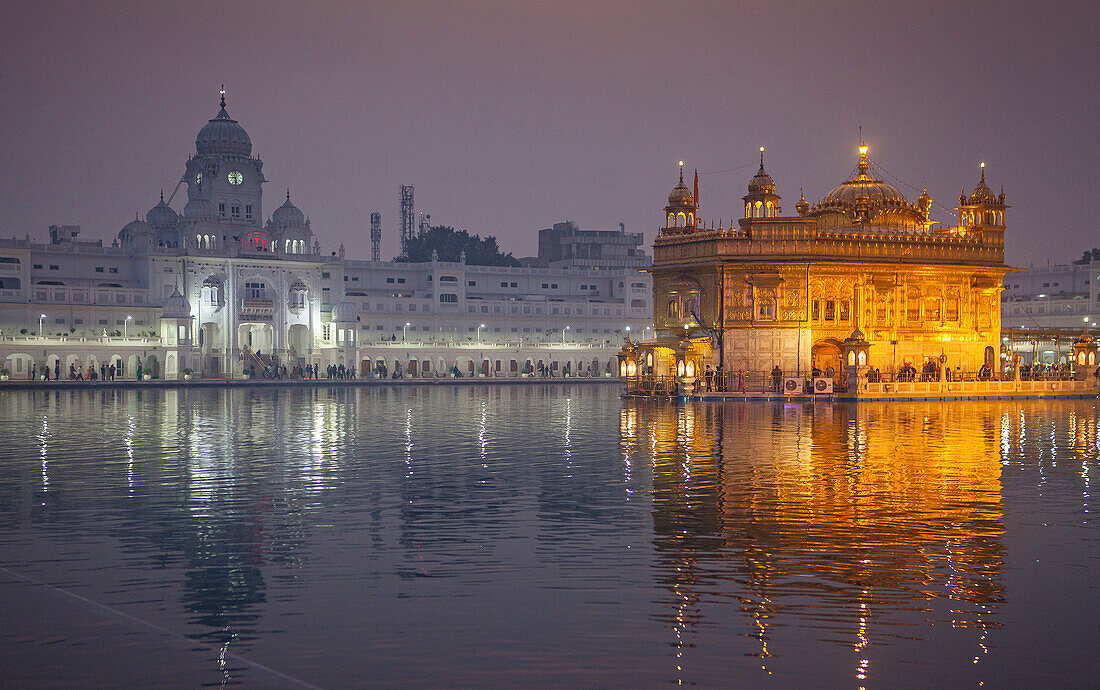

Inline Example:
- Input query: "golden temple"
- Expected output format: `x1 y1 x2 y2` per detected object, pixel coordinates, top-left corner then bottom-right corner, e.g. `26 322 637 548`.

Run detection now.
627 144 1023 390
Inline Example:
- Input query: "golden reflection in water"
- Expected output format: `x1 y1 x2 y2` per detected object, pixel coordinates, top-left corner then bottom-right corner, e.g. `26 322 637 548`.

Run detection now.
627 400 1012 684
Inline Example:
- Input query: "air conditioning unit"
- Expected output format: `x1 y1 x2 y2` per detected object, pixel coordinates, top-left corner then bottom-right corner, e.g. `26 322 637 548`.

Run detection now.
814 377 834 394
782 377 803 394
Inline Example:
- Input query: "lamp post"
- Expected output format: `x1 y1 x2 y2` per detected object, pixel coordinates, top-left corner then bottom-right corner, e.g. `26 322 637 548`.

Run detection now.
478 323 485 344
562 325 570 343
403 321 411 341
125 314 133 338
39 313 46 336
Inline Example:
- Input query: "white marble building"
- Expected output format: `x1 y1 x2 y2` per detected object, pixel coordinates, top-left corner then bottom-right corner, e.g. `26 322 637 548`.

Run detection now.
0 93 652 380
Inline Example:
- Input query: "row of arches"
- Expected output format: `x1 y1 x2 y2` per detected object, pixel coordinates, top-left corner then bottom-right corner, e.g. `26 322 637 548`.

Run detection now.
4 352 161 379
242 232 311 253
745 200 778 218
666 211 695 228
962 209 1003 226
357 356 616 378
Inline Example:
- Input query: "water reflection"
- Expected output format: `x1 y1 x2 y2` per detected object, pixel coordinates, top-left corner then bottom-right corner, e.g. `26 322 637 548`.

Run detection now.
0 388 1095 686
625 400 1019 684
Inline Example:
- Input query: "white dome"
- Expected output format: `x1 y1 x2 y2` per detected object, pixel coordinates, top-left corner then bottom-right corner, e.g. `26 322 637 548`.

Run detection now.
145 194 178 230
332 299 358 323
161 287 192 319
196 102 252 158
119 217 154 241
271 192 305 226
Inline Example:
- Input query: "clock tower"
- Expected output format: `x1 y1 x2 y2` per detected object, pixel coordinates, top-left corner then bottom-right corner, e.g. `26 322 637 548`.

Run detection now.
184 87 266 232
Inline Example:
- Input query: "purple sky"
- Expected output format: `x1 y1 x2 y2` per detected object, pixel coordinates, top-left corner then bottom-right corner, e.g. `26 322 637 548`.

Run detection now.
1 1 1096 267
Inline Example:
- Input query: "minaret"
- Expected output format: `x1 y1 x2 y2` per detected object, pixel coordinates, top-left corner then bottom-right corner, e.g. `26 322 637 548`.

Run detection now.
743 147 781 218
956 162 1008 248
663 162 697 233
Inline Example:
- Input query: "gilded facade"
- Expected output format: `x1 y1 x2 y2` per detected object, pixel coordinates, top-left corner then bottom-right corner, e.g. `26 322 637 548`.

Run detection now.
635 147 1015 381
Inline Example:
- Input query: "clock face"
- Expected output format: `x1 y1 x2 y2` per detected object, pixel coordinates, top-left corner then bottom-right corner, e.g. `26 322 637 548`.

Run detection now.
195 172 202 186
227 171 243 186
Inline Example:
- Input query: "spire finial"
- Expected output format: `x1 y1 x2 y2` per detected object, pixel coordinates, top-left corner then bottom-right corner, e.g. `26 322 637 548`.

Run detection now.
800 187 805 201
286 188 291 201
759 146 765 168
678 160 684 183
160 189 164 202
858 142 869 175
219 84 226 109
980 161 986 182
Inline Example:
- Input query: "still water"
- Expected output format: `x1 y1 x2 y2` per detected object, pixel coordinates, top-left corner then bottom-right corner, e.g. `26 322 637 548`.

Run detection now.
0 386 1097 687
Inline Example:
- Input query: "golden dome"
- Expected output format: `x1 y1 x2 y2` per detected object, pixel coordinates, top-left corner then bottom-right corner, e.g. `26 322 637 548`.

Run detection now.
747 149 776 195
809 146 926 230
667 170 695 207
968 165 997 205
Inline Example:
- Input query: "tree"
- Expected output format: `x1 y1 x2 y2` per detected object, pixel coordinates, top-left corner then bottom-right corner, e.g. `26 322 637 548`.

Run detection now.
396 225 520 266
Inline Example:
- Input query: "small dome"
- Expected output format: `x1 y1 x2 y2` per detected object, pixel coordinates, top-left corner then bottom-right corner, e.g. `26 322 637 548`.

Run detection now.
184 196 216 220
667 172 694 207
846 327 866 342
145 193 178 230
271 191 305 226
161 287 192 319
969 168 996 205
747 151 776 195
332 299 358 323
195 92 252 158
119 217 154 240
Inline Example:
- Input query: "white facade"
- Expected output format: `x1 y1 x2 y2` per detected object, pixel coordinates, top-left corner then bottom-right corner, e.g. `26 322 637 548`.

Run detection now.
1001 248 1100 330
0 96 651 380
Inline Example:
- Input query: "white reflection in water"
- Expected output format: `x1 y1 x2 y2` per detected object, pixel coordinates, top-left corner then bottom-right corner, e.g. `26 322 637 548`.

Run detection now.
126 416 135 493
38 415 48 495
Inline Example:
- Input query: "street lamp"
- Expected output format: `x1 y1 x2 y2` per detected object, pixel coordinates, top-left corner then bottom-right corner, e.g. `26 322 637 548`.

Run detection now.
562 325 570 343
39 313 46 336
125 314 133 338
403 321 411 341
478 323 485 343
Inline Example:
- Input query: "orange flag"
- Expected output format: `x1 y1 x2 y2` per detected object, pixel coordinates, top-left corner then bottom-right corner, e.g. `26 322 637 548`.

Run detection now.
693 169 699 210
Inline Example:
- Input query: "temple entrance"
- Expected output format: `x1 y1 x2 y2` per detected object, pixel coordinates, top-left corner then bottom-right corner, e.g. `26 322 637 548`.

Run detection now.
811 340 843 375
239 323 273 352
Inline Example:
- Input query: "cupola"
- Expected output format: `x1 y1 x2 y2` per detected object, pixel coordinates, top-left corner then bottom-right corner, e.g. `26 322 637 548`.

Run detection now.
743 148 781 218
663 163 697 233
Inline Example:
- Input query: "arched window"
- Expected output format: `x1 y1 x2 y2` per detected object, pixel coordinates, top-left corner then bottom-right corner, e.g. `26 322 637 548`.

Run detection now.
687 212 694 226
676 212 686 226
667 213 674 227
744 202 751 218
765 201 773 217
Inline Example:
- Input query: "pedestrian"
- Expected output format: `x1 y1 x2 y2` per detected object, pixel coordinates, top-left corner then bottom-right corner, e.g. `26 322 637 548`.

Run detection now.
54 361 60 380
136 363 143 380
771 365 782 392
738 369 746 393
704 364 714 392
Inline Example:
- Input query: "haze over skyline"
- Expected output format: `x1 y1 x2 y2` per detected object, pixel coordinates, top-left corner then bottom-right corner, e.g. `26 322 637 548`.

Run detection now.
1 0 1096 267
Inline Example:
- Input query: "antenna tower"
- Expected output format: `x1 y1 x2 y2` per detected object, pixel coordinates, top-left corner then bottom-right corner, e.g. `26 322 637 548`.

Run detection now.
400 185 414 257
370 212 381 262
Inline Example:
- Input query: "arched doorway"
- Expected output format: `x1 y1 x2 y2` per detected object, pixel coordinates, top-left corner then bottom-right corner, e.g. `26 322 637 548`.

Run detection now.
361 358 371 377
811 340 843 375
408 360 419 377
984 346 995 368
144 354 160 379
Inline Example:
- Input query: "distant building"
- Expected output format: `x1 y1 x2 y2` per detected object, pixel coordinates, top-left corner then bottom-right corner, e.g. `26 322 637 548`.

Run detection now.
1001 248 1100 330
0 92 652 380
538 221 649 270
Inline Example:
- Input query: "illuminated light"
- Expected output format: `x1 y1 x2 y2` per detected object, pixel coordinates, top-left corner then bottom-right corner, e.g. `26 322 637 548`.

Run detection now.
859 145 869 156
980 161 986 169
760 146 765 153
678 160 684 167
